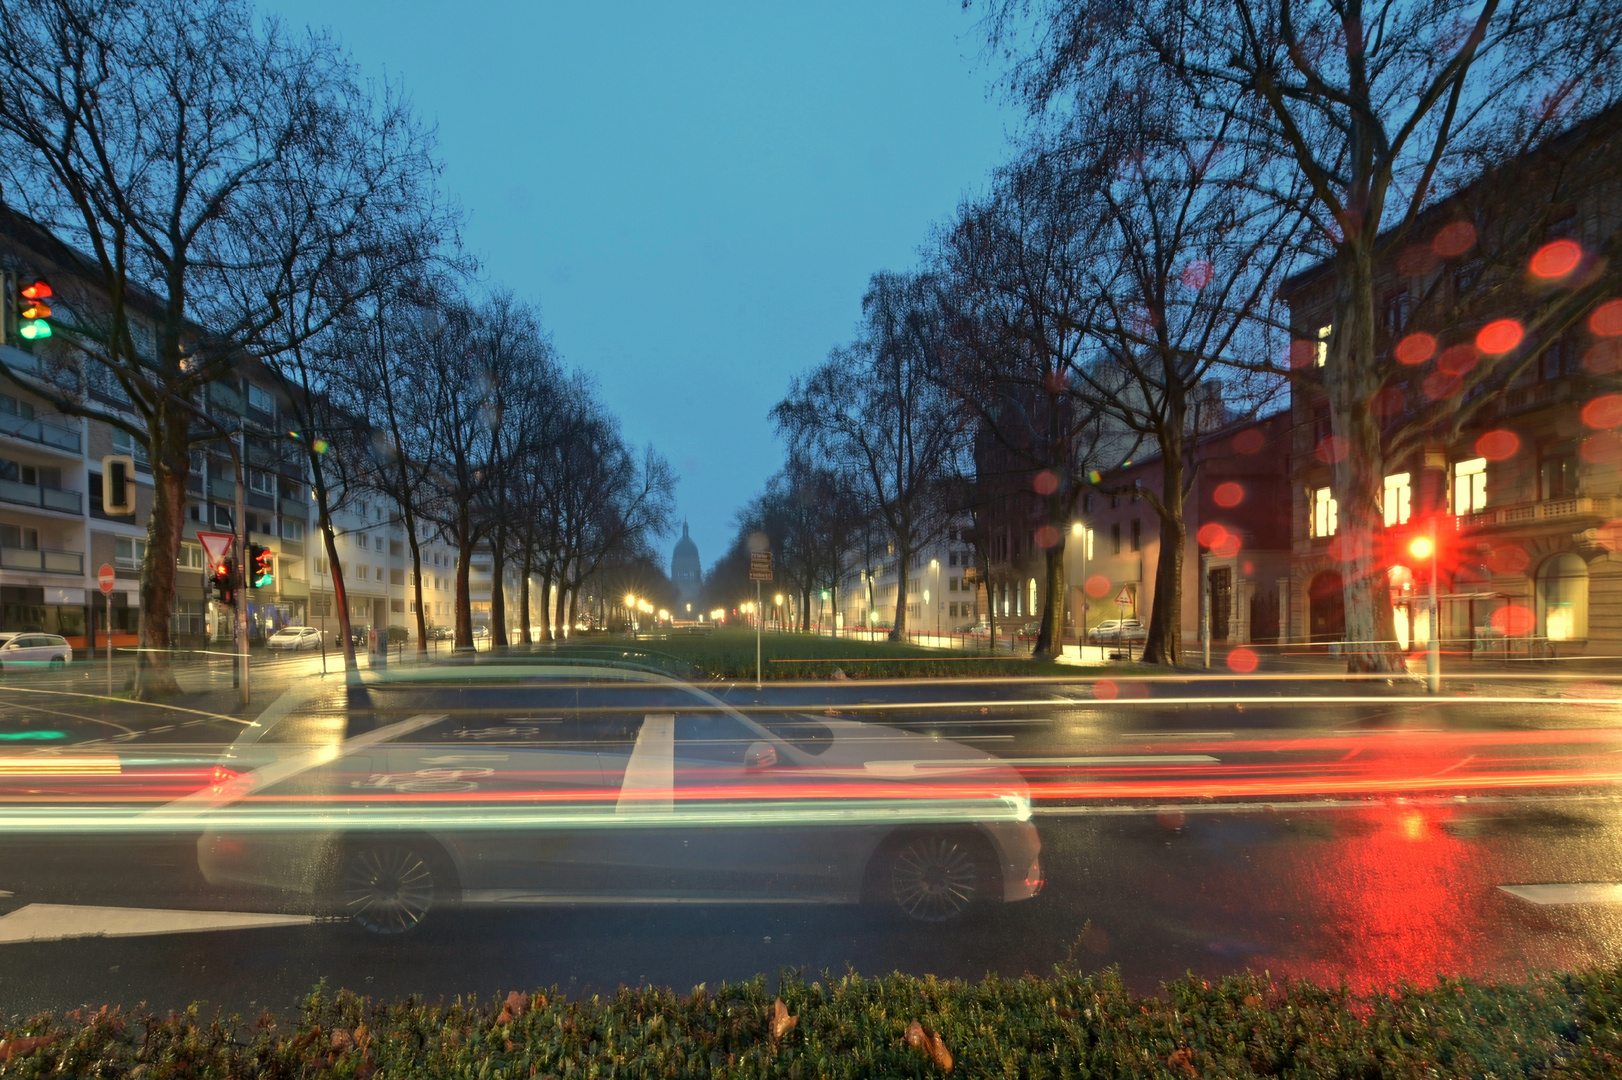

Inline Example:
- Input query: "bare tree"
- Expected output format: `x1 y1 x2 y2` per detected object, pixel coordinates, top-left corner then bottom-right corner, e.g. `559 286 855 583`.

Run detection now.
984 0 1622 670
773 272 962 641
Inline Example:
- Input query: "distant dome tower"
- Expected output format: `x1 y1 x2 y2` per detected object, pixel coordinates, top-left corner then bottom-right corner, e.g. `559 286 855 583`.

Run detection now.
670 521 702 615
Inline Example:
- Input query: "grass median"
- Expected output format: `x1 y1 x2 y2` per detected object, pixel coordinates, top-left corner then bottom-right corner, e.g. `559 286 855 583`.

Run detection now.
555 629 1090 680
6 966 1622 1077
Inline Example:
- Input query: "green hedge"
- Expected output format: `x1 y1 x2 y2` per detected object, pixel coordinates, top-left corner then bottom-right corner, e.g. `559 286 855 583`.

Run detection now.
5 967 1622 1077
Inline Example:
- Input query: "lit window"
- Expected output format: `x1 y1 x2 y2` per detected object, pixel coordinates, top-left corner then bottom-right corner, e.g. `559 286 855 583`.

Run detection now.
1315 325 1332 367
1383 473 1411 526
1452 457 1488 515
1312 487 1338 537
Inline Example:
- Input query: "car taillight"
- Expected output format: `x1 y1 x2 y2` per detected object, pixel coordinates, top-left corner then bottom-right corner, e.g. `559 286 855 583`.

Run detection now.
1024 859 1045 895
210 765 249 797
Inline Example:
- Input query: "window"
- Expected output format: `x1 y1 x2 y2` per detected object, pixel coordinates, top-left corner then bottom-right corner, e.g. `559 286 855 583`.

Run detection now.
1110 523 1122 555
211 504 233 527
1315 324 1332 367
115 537 147 569
248 470 274 495
1540 336 1580 382
177 543 205 570
1083 493 1094 513
315 556 328 575
280 519 304 542
1380 290 1409 338
0 394 34 420
948 576 958 592
1536 553 1588 641
390 599 405 613
375 536 385 552
1382 473 1412 527
390 568 405 586
1130 519 1141 552
948 552 958 567
355 532 368 548
1 525 38 550
1452 457 1488 515
674 713 758 765
1312 487 1338 538
356 564 369 581
246 383 274 414
1539 447 1577 500
111 428 149 464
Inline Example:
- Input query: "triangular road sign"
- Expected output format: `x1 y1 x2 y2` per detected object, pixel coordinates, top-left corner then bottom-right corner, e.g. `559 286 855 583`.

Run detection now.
1115 586 1134 607
196 530 235 572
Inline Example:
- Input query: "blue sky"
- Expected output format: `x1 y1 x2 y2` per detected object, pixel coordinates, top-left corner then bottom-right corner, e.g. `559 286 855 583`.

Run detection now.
268 1 1023 570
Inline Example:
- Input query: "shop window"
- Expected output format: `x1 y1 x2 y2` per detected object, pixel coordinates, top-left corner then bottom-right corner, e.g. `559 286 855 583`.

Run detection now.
1536 553 1588 641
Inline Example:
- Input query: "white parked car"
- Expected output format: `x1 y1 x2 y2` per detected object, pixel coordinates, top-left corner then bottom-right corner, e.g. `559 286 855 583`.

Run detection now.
0 632 73 670
266 626 323 651
1086 619 1148 643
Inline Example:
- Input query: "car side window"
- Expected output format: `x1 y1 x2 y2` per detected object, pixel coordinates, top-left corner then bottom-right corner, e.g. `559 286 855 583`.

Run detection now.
674 713 759 765
399 714 595 749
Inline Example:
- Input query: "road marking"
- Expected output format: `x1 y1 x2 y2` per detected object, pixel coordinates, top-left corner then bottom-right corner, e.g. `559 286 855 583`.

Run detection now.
1498 884 1622 906
0 903 316 944
617 714 674 813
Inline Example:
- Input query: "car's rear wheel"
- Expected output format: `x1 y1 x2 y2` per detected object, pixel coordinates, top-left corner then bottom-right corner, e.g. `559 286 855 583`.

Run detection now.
873 831 997 923
337 838 456 934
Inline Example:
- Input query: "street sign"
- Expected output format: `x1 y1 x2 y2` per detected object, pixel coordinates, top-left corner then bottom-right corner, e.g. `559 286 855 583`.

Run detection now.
749 551 773 582
97 563 115 595
1115 586 1133 607
196 530 235 572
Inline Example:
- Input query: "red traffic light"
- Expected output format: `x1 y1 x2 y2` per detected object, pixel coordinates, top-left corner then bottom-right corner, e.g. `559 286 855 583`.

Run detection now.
20 279 51 300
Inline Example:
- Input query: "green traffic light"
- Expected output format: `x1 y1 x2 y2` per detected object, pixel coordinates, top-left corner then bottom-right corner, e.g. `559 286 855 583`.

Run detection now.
19 319 51 340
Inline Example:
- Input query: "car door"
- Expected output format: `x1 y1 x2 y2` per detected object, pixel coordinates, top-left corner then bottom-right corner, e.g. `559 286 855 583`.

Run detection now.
376 686 619 898
4 635 43 667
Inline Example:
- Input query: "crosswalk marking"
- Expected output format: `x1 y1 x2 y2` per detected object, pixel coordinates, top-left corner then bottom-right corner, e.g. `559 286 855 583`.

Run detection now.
0 903 316 944
1498 883 1622 906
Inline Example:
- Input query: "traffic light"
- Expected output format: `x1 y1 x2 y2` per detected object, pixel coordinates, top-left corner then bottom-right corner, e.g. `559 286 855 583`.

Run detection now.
1384 515 1462 579
213 558 236 607
17 279 52 340
249 543 274 589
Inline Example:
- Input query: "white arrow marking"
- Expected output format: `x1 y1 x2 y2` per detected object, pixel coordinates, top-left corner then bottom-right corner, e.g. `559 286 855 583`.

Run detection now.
0 903 317 944
1499 883 1622 906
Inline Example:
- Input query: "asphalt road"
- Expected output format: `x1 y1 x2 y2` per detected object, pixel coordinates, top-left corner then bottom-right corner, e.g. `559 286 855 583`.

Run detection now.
0 658 1618 1017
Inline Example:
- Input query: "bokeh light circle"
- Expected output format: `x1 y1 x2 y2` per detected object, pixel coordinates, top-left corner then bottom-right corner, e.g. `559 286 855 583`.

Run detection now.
1032 470 1060 495
1581 394 1622 429
1226 647 1259 674
1213 481 1244 507
1581 431 1622 465
1432 221 1476 257
1287 340 1317 369
1212 533 1241 558
1530 239 1582 279
1093 679 1118 700
1370 387 1406 420
1585 340 1622 375
1476 319 1524 355
1084 574 1112 598
1491 605 1535 637
1395 332 1437 365
1438 343 1480 375
1486 543 1530 574
1315 435 1348 463
1589 299 1622 337
1423 371 1462 400
1474 429 1520 461
1197 523 1228 548
1034 524 1059 549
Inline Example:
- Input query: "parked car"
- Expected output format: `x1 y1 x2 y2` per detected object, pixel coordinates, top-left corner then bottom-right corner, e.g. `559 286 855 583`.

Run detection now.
338 625 371 648
427 625 453 641
0 632 73 670
266 626 322 651
1018 621 1044 637
957 620 990 634
1086 619 1148 643
197 662 1042 934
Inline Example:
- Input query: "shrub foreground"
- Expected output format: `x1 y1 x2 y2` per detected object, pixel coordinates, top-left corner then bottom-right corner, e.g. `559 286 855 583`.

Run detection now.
4 966 1622 1078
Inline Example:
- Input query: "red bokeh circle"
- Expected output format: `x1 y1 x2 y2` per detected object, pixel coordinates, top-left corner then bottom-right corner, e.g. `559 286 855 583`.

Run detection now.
1474 429 1520 461
1581 394 1622 429
1226 647 1259 674
1491 605 1535 637
1530 239 1583 279
1213 481 1243 507
1395 332 1437 365
1475 319 1524 355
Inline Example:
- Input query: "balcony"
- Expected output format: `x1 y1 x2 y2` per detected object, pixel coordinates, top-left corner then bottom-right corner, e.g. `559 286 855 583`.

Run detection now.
279 497 307 520
209 477 236 501
0 547 84 575
0 479 82 514
0 412 80 454
1463 495 1616 531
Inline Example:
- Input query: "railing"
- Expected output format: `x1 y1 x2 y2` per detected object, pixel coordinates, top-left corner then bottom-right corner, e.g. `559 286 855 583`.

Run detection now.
0 547 84 574
0 479 82 513
1464 495 1615 530
0 412 80 453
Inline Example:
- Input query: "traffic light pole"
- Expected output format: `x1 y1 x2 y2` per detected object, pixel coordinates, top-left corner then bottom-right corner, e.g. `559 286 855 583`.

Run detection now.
233 429 249 705
1426 516 1440 695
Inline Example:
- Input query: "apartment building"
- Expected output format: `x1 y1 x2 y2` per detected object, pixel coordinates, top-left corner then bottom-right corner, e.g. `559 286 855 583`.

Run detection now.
835 516 979 635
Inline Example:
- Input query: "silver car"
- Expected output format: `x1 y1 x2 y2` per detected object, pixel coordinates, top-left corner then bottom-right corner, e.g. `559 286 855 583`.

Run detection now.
266 626 322 651
197 663 1042 933
1086 619 1148 643
0 632 73 670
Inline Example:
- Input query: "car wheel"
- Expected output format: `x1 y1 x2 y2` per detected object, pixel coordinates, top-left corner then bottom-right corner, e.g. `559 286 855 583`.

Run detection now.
875 831 995 923
337 838 456 935
49 657 64 671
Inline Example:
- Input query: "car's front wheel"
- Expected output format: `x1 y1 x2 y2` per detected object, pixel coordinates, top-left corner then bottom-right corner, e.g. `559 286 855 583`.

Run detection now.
873 831 997 923
48 657 64 670
337 838 456 934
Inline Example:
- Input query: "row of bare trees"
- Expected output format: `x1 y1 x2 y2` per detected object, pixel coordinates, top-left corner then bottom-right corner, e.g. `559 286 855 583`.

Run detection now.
0 0 673 694
752 0 1622 670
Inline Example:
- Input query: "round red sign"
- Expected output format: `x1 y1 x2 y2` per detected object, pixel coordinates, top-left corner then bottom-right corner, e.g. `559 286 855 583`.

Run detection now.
98 563 115 595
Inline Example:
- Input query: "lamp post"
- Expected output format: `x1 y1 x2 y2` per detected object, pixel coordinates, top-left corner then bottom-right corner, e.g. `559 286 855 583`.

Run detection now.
1407 523 1441 694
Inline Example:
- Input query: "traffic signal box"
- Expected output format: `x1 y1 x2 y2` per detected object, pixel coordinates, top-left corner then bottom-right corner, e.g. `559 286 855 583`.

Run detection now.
213 558 237 607
249 543 274 589
18 279 52 340
1384 515 1463 581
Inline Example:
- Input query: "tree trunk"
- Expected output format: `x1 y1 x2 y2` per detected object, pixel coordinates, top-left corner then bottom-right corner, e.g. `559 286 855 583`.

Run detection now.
567 585 580 634
888 547 911 641
489 537 508 651
1327 246 1403 672
1142 438 1187 667
308 448 356 672
1034 535 1066 660
519 548 533 645
407 530 428 658
131 410 187 698
454 532 473 651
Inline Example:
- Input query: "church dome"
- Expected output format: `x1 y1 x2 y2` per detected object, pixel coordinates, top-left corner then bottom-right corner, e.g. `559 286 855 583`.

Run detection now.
671 522 702 608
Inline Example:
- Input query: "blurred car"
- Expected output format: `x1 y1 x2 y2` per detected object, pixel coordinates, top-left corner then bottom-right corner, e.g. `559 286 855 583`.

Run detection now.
266 626 322 651
196 662 1041 934
0 631 72 670
471 625 491 645
1086 619 1147 643
957 620 990 634
427 625 453 641
340 625 371 648
1018 621 1044 637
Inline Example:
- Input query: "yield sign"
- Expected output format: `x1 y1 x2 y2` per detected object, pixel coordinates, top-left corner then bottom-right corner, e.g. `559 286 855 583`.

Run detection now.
196 530 235 572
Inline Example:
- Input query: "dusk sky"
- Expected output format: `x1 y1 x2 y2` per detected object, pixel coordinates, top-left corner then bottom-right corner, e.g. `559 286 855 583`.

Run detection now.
267 0 1024 572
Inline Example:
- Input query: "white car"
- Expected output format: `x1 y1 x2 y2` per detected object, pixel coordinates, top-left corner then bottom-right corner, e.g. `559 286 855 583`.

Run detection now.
266 626 322 651
1086 619 1148 643
197 661 1042 934
0 632 73 670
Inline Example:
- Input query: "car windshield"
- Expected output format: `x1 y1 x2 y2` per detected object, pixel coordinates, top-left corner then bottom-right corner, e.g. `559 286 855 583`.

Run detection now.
2 1 1619 1070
